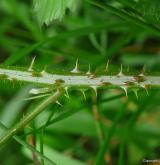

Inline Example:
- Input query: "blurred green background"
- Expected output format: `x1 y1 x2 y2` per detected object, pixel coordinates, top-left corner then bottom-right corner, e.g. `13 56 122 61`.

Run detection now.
0 0 160 164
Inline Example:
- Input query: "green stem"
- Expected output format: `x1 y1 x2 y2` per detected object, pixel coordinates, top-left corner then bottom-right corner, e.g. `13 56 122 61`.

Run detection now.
0 68 159 87
40 127 45 165
96 103 127 165
86 0 160 36
0 122 56 164
118 129 126 165
0 89 62 146
92 96 105 145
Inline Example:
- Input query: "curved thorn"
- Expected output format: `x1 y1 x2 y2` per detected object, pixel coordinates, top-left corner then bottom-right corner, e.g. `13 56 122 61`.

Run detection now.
86 64 91 75
80 90 86 100
117 64 124 77
133 89 138 99
140 84 149 96
120 86 128 98
91 86 97 98
41 65 47 75
71 59 80 73
105 60 109 72
64 87 70 98
28 56 36 72
56 101 63 106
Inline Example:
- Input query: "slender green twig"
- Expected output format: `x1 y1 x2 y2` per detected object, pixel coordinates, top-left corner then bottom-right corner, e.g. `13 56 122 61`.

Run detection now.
40 128 45 165
96 103 127 165
0 122 56 165
0 89 62 146
118 129 126 165
92 95 105 145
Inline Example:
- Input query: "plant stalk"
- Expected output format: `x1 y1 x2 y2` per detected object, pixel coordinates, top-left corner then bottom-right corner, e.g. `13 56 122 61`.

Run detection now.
0 68 160 87
0 89 62 146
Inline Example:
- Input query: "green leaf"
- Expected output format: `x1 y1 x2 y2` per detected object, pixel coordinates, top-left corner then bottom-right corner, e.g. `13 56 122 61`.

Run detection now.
33 0 77 25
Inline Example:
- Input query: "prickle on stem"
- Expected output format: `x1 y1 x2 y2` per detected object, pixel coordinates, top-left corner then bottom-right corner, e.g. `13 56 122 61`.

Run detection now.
120 86 128 98
80 89 87 100
86 64 92 75
71 59 80 73
41 65 47 75
140 84 149 96
117 64 124 77
64 87 70 98
132 88 139 99
56 101 63 106
105 60 109 72
28 56 36 72
91 86 98 98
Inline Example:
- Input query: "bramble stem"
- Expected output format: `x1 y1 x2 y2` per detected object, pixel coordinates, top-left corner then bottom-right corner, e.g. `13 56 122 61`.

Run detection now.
0 68 160 88
0 90 62 146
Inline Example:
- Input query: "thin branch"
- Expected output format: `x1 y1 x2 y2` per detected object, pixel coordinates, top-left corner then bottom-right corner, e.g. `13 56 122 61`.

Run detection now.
0 122 56 165
0 89 62 146
96 103 127 165
92 95 105 145
0 68 159 87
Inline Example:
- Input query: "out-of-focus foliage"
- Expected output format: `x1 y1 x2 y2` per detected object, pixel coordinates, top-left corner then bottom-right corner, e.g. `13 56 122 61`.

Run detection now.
33 0 77 25
117 0 160 24
137 0 160 24
0 0 160 164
